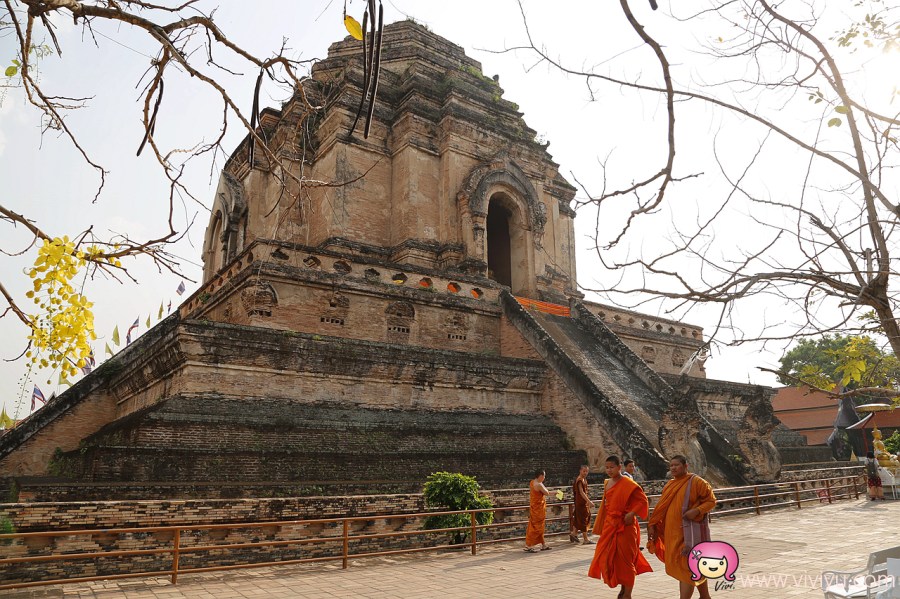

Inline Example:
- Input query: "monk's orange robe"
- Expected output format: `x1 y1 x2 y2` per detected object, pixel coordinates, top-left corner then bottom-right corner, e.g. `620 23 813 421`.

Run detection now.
571 476 591 532
646 474 716 585
588 476 652 587
525 479 546 546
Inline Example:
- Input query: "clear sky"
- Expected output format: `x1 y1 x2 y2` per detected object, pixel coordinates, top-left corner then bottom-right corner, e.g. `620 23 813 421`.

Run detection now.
3 0 893 417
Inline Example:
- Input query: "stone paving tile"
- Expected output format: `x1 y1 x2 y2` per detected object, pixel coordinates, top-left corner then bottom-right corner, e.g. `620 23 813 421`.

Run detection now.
3 498 898 598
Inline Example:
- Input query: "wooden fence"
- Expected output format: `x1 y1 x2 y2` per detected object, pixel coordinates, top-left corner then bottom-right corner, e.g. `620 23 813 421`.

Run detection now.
0 474 863 590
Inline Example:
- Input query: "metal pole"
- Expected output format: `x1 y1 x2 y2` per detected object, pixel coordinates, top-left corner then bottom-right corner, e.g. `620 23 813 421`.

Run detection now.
825 479 832 503
753 486 761 515
171 529 181 585
793 482 801 509
342 520 349 570
470 512 477 556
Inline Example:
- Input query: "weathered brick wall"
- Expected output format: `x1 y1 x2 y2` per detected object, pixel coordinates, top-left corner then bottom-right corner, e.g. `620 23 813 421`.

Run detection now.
187 247 502 354
33 398 586 496
0 312 558 480
539 374 620 473
500 313 542 359
0 486 579 584
581 300 705 377
0 470 864 585
0 392 116 478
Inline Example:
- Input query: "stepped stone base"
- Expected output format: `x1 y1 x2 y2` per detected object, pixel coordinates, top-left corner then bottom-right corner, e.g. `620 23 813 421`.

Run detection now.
23 396 586 501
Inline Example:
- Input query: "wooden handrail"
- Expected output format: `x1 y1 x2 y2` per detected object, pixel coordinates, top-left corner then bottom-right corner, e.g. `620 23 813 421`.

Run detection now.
0 473 866 591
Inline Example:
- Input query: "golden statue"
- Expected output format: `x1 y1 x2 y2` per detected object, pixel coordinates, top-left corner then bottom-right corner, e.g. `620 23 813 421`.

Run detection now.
872 426 900 473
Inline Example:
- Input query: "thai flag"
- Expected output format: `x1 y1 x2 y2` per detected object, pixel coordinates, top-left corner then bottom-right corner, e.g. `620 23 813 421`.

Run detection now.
67 356 91 376
31 385 46 411
126 317 139 345
176 281 186 296
167 300 172 313
87 349 96 368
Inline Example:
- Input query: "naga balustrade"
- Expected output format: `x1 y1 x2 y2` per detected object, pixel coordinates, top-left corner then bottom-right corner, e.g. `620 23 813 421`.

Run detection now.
0 474 864 590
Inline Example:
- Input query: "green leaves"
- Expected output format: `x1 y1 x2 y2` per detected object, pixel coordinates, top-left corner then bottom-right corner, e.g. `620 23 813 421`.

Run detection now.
5 58 20 77
422 472 494 543
779 333 900 394
835 105 850 114
840 358 867 387
828 117 843 127
884 430 900 454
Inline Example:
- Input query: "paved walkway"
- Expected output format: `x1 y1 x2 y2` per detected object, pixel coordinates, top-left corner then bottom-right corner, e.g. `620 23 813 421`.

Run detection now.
4 498 898 598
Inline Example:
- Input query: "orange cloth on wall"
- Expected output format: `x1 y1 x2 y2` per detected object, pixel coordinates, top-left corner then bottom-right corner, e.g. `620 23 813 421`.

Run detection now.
525 479 547 546
587 476 652 587
646 474 716 585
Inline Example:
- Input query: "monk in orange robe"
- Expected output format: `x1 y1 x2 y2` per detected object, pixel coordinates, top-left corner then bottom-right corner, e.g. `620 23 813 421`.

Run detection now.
646 455 717 599
570 464 594 544
525 469 551 552
588 455 652 598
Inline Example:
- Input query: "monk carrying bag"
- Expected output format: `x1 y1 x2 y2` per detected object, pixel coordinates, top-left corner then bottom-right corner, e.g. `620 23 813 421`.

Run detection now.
681 474 710 555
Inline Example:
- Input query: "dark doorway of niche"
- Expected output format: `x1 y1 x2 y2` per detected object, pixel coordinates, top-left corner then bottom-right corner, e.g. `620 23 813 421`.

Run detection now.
487 199 512 287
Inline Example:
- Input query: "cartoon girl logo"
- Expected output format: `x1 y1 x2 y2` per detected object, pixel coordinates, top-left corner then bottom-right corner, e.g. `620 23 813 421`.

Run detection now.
688 541 739 582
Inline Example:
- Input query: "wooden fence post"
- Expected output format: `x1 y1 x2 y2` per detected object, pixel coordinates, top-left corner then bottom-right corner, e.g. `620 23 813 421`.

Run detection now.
793 482 802 509
753 486 761 515
342 520 349 570
470 512 477 556
825 479 832 503
171 529 181 585
855 475 861 499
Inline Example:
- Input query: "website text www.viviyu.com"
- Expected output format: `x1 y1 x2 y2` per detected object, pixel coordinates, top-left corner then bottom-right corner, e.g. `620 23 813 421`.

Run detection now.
715 573 897 591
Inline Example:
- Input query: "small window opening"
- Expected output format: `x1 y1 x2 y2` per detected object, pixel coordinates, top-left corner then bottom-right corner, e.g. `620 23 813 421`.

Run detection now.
303 256 321 268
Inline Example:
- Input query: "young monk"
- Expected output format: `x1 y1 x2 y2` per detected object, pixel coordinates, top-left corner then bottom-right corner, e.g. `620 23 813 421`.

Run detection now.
587 455 652 599
570 464 594 544
646 455 717 599
525 469 551 552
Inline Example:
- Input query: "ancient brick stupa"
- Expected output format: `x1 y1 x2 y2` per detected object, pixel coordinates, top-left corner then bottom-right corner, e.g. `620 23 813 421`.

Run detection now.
0 21 809 501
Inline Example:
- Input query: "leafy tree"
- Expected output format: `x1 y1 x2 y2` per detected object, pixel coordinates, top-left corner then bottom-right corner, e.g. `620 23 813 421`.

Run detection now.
778 335 900 395
884 430 900 455
778 336 856 387
422 472 493 545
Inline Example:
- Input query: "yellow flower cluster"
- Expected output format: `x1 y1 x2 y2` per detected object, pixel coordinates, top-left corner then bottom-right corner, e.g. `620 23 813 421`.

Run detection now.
24 237 119 379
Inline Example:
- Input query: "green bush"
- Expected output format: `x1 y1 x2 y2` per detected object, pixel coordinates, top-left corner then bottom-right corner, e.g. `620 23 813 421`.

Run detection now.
0 515 14 545
423 472 493 544
884 430 900 454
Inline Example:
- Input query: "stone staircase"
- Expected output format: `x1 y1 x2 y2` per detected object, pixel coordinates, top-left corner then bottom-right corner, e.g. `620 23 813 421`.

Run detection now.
501 292 749 485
